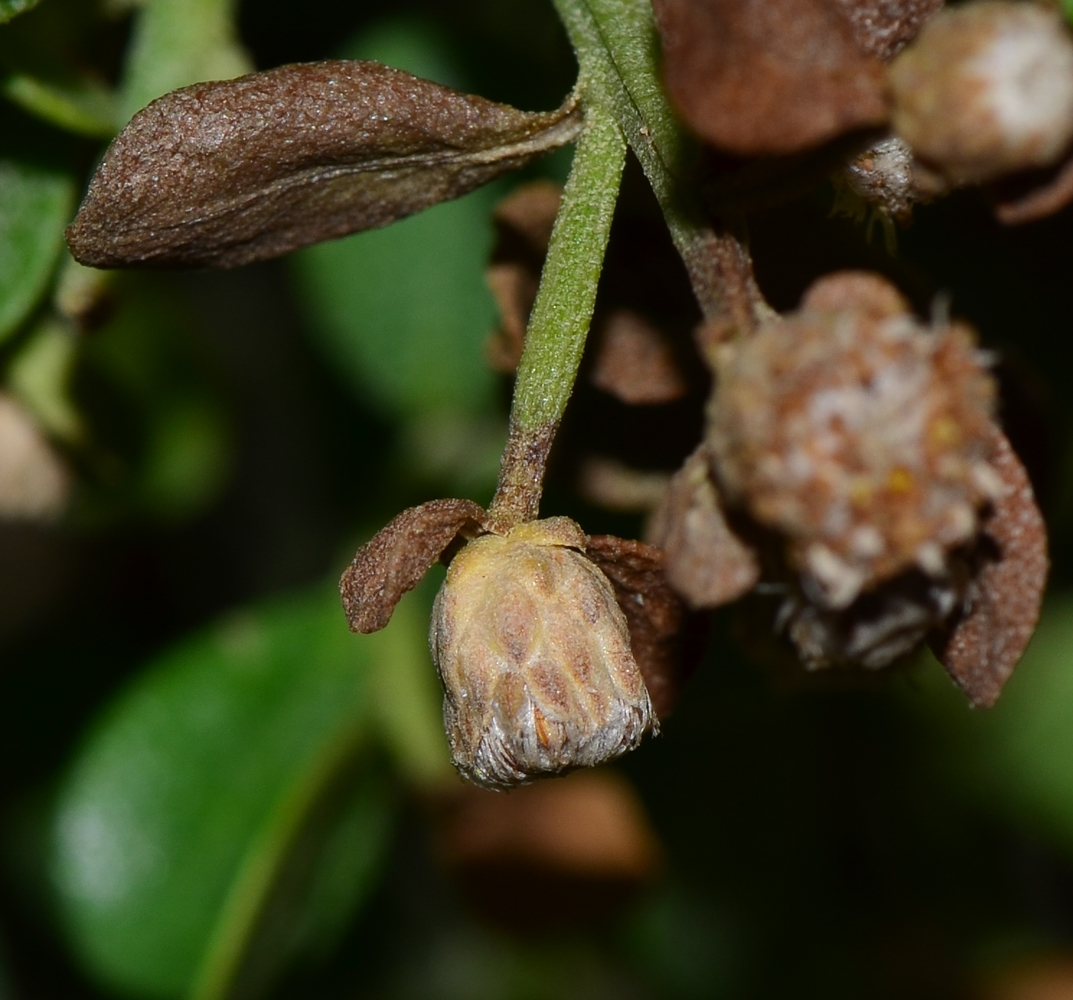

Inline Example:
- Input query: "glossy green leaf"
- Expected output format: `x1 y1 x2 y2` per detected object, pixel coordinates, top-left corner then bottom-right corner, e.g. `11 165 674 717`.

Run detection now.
50 585 425 999
291 19 498 420
120 0 251 123
0 0 42 24
0 158 74 343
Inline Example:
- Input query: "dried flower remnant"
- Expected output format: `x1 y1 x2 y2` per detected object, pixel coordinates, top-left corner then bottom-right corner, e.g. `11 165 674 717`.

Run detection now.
889 1 1073 185
707 272 1000 613
833 134 937 234
652 0 890 156
66 61 581 269
430 517 656 789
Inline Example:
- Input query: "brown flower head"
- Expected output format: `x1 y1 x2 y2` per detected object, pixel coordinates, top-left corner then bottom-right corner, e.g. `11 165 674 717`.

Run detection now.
431 517 656 789
707 272 999 610
340 502 688 787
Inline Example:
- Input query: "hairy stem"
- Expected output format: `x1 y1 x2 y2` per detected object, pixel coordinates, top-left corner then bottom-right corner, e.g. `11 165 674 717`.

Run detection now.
551 0 768 327
488 101 626 527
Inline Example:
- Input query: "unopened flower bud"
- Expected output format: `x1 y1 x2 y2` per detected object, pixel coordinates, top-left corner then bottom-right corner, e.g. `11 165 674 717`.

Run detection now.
890 1 1073 184
431 517 656 789
707 273 999 612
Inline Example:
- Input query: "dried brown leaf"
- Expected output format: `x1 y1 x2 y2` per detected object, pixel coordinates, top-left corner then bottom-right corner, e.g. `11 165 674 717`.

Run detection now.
929 430 1048 708
653 0 890 156
586 534 702 718
831 0 943 61
340 497 489 634
66 61 580 269
647 449 760 610
590 309 690 405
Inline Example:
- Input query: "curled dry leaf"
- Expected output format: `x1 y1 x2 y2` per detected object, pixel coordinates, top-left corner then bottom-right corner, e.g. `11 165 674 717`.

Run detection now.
340 497 488 634
586 533 702 718
653 0 889 156
647 448 760 611
929 429 1048 708
831 0 943 61
66 61 581 269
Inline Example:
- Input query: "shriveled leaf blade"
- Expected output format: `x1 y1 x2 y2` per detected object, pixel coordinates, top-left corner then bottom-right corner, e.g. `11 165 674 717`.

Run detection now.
341 498 489 634
67 61 580 269
0 0 41 24
929 431 1048 708
50 586 406 999
0 159 75 343
587 534 703 719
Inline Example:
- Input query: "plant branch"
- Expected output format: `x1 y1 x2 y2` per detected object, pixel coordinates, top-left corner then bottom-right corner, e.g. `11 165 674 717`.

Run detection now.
551 0 768 328
488 101 626 527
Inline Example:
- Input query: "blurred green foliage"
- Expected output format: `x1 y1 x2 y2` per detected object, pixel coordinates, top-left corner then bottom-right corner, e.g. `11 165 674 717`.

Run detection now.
0 1 1073 1000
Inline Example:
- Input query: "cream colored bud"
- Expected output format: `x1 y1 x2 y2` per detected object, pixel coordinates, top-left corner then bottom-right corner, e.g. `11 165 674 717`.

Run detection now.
430 516 656 789
890 1 1073 184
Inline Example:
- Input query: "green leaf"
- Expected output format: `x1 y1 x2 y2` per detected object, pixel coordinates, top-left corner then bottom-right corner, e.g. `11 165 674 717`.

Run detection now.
289 19 500 419
0 0 42 24
50 585 423 999
915 594 1073 857
1 73 116 137
0 158 74 344
6 312 82 442
120 0 251 123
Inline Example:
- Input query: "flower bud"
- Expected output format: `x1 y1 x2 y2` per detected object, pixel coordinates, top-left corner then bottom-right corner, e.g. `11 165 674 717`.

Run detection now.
430 517 656 789
890 1 1073 184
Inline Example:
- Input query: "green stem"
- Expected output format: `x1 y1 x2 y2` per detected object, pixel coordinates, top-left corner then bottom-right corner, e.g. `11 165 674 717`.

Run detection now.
551 0 767 328
488 102 626 528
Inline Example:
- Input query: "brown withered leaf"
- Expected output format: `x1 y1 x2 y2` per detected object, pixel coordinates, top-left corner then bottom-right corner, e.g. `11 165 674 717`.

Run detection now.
831 0 943 61
647 448 760 609
929 431 1048 708
653 0 890 156
485 181 562 373
590 309 691 405
340 497 489 634
586 534 701 718
66 61 580 269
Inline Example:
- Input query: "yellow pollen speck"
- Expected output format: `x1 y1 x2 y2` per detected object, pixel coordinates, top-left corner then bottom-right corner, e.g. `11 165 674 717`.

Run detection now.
888 468 914 493
930 416 961 446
